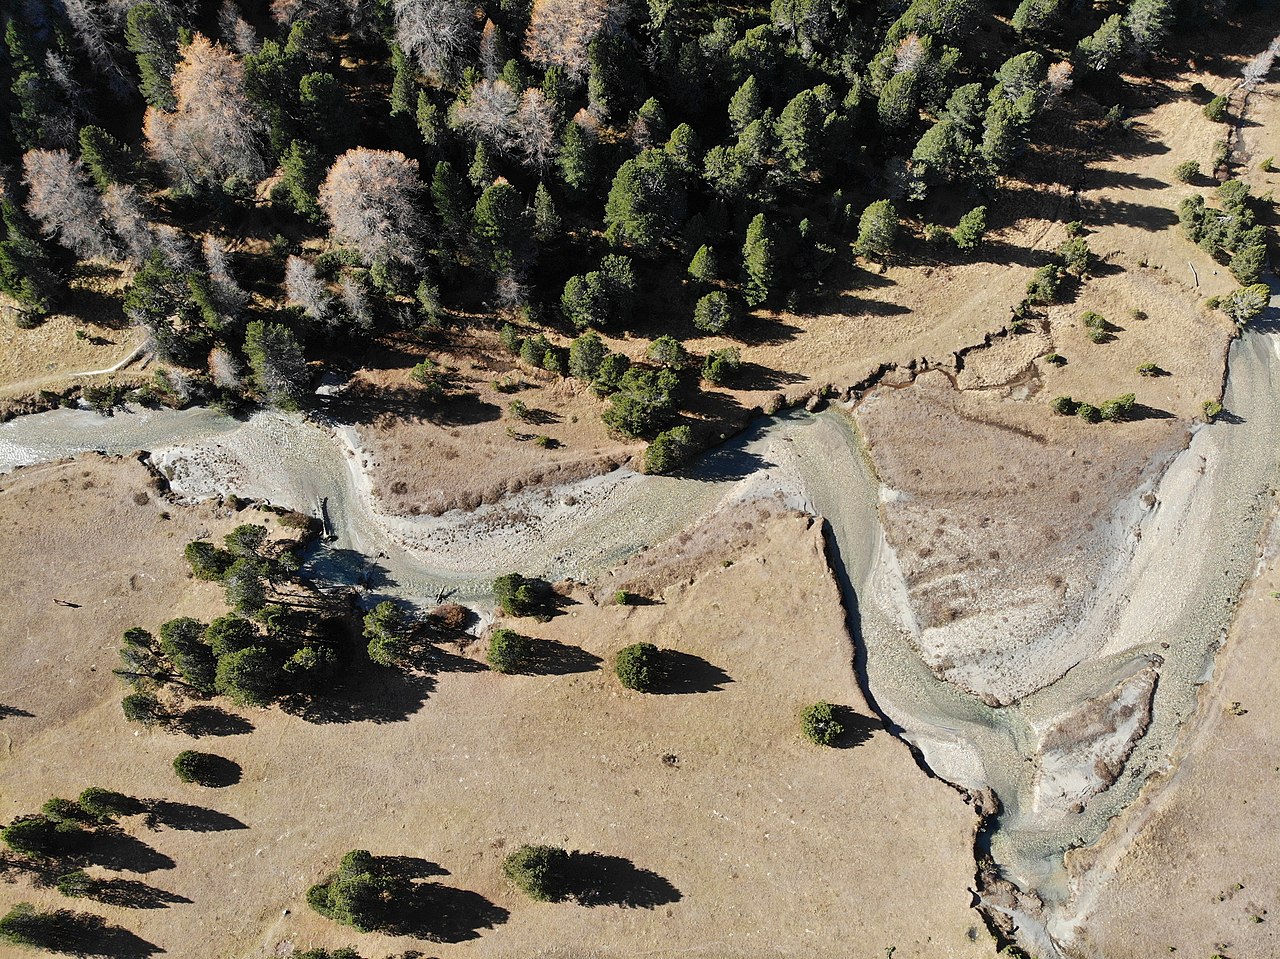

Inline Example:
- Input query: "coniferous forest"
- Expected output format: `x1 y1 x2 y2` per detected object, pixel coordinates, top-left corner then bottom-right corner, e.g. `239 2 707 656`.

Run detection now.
0 0 1260 456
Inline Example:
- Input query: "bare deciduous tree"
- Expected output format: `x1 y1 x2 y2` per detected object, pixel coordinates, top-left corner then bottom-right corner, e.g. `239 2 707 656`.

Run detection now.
339 274 373 328
102 183 156 266
394 0 477 80
452 78 519 150
479 18 500 78
218 1 260 55
1047 61 1073 101
43 51 86 112
61 0 132 95
284 254 333 322
209 345 243 389
153 223 197 270
203 234 250 318
894 33 927 75
517 88 558 171
318 148 426 268
22 149 118 260
143 34 268 192
524 0 626 80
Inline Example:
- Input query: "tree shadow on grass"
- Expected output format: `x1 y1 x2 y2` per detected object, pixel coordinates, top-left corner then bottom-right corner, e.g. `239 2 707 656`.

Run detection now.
86 831 176 874
6 907 163 957
734 311 805 346
144 801 247 833
376 857 509 944
1127 403 1175 422
562 852 682 908
412 644 488 674
517 638 602 676
173 705 254 738
830 707 880 749
283 668 436 725
85 877 193 910
653 651 732 695
189 754 242 788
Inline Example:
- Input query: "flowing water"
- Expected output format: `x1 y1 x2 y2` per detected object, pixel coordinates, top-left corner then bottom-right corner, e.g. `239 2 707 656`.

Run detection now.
1 299 1277 958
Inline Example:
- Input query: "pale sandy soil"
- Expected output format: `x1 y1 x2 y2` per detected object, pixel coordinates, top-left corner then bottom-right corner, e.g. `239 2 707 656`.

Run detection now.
0 461 990 959
1047 54 1280 959
849 49 1245 706
1069 514 1280 959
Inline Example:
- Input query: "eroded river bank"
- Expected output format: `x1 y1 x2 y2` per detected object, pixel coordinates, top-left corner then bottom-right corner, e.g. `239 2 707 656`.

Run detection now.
0 309 1276 958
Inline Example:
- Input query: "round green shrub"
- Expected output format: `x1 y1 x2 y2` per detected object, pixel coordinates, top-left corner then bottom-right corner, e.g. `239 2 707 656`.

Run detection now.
487 628 531 674
77 787 140 823
615 642 662 691
502 844 569 901
172 750 220 786
800 702 845 746
1204 95 1228 122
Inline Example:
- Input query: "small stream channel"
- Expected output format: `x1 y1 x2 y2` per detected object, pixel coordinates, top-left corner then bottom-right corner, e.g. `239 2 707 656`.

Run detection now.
1 301 1277 958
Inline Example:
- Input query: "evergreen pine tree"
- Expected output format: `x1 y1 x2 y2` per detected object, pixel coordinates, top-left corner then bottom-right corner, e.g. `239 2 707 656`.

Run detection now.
468 141 494 188
0 199 59 316
125 3 181 111
78 126 133 192
473 181 526 270
532 182 561 242
431 160 469 232
558 121 593 191
688 244 717 283
728 75 763 134
604 149 687 254
742 213 775 307
279 140 324 222
777 89 823 175
299 73 348 154
244 319 308 409
856 200 897 259
417 92 444 151
389 44 415 117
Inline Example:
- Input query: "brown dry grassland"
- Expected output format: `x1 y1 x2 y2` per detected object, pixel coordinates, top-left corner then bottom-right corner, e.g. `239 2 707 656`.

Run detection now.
0 463 990 958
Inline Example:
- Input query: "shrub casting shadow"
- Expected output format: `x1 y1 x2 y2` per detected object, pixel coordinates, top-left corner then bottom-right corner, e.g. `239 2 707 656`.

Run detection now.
85 878 193 910
189 754 242 788
830 707 880 749
372 857 509 943
653 650 732 694
516 638 602 676
174 705 254 737
145 801 247 833
0 704 34 718
560 852 682 909
412 643 488 674
1126 402 1175 422
86 831 176 874
283 665 435 725
5 907 162 957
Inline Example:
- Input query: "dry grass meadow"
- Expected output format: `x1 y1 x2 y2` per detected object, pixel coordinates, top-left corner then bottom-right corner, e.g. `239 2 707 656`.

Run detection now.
0 466 989 959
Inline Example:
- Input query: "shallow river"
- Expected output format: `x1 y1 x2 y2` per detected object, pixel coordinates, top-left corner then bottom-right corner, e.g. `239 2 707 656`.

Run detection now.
1 302 1277 957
